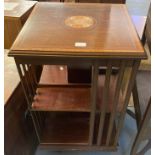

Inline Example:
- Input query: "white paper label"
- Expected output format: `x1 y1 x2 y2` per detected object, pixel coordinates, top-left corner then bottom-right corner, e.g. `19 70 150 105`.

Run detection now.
75 42 87 47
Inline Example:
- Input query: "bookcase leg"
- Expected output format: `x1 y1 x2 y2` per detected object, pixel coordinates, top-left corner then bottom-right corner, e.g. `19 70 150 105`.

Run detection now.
89 63 99 145
106 61 125 146
114 60 140 146
97 62 112 146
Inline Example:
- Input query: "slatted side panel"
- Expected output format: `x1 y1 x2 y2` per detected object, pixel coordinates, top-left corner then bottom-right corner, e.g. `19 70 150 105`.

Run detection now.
96 60 140 147
105 61 125 146
15 60 45 143
89 63 99 145
14 59 140 148
114 60 140 146
97 62 112 145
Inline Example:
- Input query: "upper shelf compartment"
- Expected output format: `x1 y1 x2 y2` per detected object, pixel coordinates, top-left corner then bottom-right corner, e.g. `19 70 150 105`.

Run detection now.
39 65 68 85
32 86 91 112
31 65 124 112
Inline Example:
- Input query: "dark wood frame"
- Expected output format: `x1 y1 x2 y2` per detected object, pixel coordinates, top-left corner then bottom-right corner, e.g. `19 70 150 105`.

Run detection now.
12 55 141 150
8 2 146 151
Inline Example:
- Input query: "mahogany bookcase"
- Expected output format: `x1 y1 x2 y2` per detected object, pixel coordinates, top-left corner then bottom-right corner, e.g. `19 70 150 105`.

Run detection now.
8 2 146 151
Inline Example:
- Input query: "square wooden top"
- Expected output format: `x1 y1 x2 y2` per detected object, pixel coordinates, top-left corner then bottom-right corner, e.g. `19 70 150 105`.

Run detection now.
9 3 146 59
4 0 37 18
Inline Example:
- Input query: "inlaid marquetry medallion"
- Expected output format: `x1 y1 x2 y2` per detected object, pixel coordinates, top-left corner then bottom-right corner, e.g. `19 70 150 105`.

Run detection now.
65 16 95 29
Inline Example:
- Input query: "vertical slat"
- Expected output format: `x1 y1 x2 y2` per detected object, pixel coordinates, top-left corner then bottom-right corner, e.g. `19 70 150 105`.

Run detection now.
23 64 43 132
132 81 142 129
31 65 46 125
28 65 37 86
30 112 41 143
114 60 140 146
22 64 43 137
97 62 112 146
27 65 45 126
106 61 125 146
33 111 42 134
89 63 99 145
15 62 31 107
26 65 44 128
26 64 36 95
31 65 37 84
22 64 33 100
15 60 40 142
36 111 44 131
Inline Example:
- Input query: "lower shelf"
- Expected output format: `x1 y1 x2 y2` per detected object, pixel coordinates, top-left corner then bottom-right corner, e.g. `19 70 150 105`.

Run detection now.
40 112 90 145
39 112 116 146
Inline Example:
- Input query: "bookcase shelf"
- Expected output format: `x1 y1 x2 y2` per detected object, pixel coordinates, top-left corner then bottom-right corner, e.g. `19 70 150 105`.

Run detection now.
32 87 91 112
39 112 116 146
40 112 90 145
31 65 124 112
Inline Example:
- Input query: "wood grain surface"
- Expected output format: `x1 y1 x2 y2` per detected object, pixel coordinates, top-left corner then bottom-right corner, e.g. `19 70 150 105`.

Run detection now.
9 3 145 58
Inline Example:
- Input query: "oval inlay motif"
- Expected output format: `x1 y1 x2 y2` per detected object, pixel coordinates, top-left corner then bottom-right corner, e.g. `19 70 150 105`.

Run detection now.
65 16 95 29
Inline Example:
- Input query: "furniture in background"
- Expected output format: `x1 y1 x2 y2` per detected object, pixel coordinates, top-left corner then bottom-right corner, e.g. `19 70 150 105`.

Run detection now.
4 0 37 49
127 5 151 154
4 1 38 154
4 50 41 155
128 4 151 128
142 5 151 54
8 3 146 151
